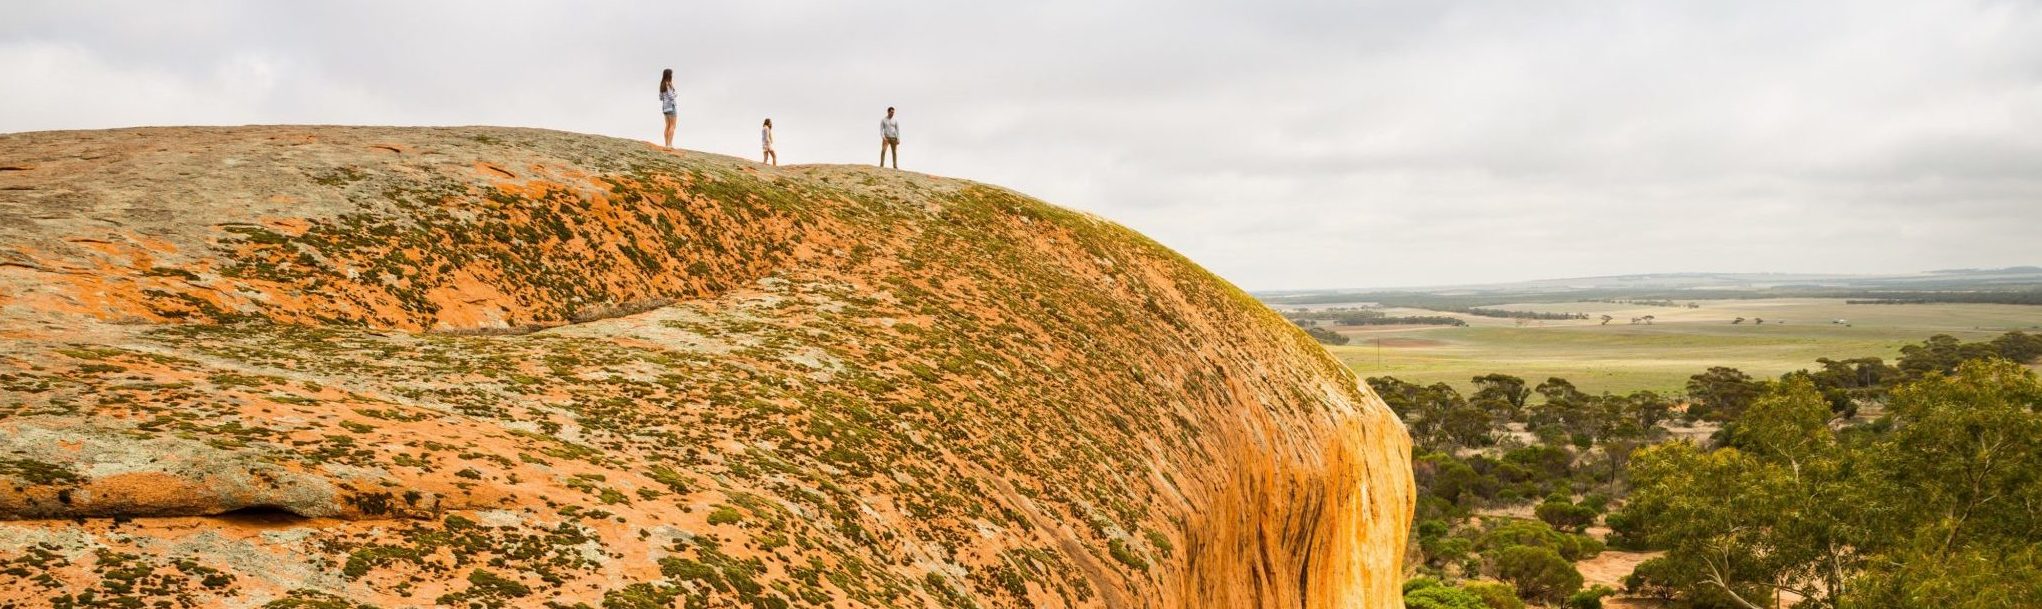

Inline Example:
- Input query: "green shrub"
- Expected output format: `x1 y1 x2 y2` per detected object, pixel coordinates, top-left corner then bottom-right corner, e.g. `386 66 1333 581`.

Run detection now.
658 557 715 581
1504 445 1573 480
1416 519 1478 569
464 568 530 598
1403 576 1444 594
706 506 743 525
1535 499 1598 532
1579 492 1611 513
1427 537 1475 571
1403 581 1490 609
1565 585 1616 609
1476 518 1603 561
1463 580 1524 609
1107 539 1148 571
1417 452 1496 509
1493 545 1582 604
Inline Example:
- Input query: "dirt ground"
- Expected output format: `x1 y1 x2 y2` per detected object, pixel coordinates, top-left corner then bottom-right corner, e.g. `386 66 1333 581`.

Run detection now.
1577 549 1661 588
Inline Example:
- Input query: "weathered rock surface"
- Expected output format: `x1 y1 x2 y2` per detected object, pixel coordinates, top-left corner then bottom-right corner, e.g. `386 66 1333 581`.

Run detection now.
0 126 1412 608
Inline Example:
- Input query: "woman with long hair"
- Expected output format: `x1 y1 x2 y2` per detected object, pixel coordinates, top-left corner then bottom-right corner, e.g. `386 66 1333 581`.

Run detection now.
658 69 677 149
761 118 777 166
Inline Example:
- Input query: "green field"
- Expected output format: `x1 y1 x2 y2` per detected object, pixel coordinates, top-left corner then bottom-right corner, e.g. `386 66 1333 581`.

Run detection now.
1315 298 2042 394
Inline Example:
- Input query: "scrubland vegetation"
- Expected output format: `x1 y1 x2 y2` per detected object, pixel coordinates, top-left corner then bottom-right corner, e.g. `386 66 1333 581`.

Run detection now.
1383 331 2042 608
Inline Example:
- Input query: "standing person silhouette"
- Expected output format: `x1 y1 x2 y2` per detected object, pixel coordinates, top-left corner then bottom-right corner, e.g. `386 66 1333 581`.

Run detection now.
761 118 777 166
658 69 677 149
879 107 900 169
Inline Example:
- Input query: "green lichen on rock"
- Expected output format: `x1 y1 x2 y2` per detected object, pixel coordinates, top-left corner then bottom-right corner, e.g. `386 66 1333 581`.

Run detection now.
0 458 83 486
0 126 1412 609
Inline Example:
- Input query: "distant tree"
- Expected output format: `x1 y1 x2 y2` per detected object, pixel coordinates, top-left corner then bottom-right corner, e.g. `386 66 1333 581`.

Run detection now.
1528 379 1639 446
1813 357 1896 389
1535 377 1585 405
1990 330 2042 362
1304 326 1349 345
1370 377 1484 452
1503 445 1576 487
1600 315 1614 325
1536 498 1599 533
1494 546 1584 604
1528 393 1574 432
1621 390 1674 431
1684 367 1764 422
1473 373 1533 408
1472 373 1532 420
1754 318 1764 325
1415 452 1497 509
1642 315 1656 325
1898 334 1993 379
1585 391 1668 484
1575 393 1631 444
1622 557 1700 602
1582 438 1643 489
1368 376 1426 418
1796 357 1899 417
1440 405 1497 450
1899 331 2042 380
1469 397 1519 427
1732 317 1745 324
1461 307 1589 321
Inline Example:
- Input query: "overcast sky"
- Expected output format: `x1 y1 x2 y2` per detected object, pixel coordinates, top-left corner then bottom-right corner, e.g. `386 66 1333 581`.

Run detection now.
4 1 2039 290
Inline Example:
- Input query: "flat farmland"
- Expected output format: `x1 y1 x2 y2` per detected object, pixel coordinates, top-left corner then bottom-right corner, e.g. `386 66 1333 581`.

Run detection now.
1316 299 2042 394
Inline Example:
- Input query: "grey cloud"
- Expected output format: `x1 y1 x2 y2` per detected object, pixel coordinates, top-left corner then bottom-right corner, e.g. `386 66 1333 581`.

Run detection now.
3 0 2038 289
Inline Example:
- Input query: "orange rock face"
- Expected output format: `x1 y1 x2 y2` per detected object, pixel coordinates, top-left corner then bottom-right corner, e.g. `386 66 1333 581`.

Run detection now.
0 126 1412 608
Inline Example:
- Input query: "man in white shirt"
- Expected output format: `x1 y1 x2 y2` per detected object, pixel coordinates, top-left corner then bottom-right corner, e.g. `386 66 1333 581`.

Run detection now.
879 107 900 169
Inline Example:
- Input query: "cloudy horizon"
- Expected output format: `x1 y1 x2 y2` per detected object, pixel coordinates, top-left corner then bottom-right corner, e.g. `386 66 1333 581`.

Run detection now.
4 1 2038 290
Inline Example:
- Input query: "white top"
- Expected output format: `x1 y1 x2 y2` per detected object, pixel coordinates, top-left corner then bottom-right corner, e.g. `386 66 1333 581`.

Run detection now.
761 127 774 149
880 117 899 140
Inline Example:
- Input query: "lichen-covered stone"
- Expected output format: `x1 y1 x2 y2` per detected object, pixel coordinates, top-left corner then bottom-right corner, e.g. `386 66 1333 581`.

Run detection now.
0 126 1412 608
